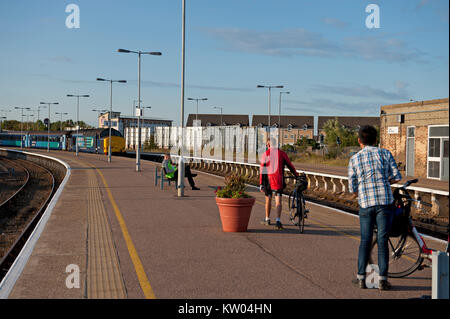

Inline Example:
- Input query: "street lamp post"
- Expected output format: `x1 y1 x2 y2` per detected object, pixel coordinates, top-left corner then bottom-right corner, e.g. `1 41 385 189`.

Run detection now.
25 113 34 131
0 117 5 132
40 102 59 152
37 104 46 122
97 78 127 163
213 106 223 126
67 94 90 156
15 107 31 149
92 109 108 120
257 85 284 128
178 0 187 196
92 109 108 153
117 48 161 172
187 98 208 123
278 91 290 145
55 112 68 131
133 99 142 127
278 91 290 128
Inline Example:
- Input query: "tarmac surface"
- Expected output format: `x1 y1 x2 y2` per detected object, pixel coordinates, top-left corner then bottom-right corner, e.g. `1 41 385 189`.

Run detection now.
5 150 448 299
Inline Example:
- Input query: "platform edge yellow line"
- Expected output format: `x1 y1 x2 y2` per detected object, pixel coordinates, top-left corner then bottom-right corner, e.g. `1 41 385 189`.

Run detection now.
95 168 156 299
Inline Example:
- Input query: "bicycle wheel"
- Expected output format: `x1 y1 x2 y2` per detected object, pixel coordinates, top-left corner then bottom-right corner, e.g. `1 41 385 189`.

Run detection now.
369 234 423 278
297 195 305 233
288 191 298 226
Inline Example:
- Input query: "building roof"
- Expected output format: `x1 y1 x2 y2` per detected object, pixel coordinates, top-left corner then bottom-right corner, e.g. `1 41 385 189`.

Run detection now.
317 116 380 129
186 114 250 127
381 98 449 113
251 115 314 129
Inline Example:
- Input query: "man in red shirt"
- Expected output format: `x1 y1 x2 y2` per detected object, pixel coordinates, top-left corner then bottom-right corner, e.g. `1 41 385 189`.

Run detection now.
259 137 299 229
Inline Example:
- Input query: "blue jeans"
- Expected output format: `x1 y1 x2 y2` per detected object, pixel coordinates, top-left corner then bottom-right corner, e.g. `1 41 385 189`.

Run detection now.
357 205 393 280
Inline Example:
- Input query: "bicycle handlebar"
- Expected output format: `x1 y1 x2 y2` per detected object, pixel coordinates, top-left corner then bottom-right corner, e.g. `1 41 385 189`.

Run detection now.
401 178 418 189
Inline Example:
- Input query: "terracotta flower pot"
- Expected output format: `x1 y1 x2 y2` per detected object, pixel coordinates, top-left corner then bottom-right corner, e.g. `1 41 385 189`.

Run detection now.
215 197 255 232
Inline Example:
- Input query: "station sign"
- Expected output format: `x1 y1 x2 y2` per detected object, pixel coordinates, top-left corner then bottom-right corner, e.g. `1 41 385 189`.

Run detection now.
387 127 399 134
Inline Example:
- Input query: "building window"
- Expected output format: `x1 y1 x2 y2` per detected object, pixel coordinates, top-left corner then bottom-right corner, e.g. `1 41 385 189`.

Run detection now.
427 125 449 181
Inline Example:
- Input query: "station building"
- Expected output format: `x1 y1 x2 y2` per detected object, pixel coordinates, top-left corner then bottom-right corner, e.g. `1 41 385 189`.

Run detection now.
98 111 172 136
380 98 449 181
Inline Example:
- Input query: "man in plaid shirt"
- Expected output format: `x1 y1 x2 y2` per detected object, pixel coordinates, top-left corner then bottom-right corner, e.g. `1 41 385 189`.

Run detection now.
348 125 402 291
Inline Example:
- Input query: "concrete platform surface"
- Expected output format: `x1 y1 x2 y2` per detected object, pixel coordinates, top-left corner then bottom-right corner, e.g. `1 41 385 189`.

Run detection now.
6 150 447 299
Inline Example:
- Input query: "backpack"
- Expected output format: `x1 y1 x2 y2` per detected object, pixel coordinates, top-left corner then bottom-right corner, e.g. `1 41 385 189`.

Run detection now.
389 189 410 237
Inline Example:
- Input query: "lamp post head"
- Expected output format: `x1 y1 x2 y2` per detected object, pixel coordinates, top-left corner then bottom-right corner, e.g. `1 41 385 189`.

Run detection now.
118 80 127 83
117 49 131 53
96 78 106 82
148 52 162 56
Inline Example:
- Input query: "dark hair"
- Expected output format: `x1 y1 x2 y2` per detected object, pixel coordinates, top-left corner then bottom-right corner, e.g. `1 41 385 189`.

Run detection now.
358 125 377 146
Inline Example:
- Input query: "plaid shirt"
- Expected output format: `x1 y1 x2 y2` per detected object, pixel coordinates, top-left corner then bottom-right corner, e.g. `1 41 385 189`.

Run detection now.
348 146 402 209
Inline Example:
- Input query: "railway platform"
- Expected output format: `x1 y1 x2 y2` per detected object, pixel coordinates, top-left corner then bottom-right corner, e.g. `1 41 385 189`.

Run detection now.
2 150 448 299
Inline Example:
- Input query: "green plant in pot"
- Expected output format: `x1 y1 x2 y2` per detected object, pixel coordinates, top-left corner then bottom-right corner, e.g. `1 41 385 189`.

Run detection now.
215 174 255 232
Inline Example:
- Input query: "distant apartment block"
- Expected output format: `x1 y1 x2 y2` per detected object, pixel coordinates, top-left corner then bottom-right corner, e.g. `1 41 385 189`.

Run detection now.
186 114 250 127
252 115 314 145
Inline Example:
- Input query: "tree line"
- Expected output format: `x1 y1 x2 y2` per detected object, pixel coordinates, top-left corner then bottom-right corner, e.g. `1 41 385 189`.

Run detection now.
0 119 94 132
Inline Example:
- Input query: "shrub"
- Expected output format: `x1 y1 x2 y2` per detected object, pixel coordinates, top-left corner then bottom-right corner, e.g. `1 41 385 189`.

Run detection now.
215 173 251 198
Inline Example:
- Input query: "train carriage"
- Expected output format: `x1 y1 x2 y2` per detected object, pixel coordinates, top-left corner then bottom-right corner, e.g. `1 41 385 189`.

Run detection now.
68 128 125 154
0 131 67 150
0 129 125 154
28 132 66 150
0 132 25 147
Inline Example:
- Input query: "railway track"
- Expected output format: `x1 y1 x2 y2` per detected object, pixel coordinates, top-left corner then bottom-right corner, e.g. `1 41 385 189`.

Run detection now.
0 158 30 205
0 158 55 282
122 152 449 241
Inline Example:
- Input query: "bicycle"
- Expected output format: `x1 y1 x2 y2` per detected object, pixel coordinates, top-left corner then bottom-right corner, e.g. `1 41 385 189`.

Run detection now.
368 178 438 278
286 173 309 233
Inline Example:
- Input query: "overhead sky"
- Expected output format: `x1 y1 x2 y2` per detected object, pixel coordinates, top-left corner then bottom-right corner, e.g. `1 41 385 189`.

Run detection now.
0 0 448 126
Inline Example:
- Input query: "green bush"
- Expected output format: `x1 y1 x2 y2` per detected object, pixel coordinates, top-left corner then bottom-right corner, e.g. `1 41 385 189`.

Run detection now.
215 173 251 198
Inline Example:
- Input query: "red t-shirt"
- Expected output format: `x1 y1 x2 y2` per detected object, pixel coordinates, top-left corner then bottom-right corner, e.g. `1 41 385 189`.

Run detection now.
259 148 298 190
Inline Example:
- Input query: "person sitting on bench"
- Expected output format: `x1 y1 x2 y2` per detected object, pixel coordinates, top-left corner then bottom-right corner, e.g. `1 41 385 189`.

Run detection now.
162 154 200 190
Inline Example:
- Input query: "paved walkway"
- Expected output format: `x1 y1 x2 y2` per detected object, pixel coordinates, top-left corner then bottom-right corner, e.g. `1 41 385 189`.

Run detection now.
7 150 447 299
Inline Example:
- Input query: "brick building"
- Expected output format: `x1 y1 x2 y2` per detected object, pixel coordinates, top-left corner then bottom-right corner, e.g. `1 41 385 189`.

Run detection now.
98 111 172 136
186 114 250 127
380 98 449 181
252 115 314 145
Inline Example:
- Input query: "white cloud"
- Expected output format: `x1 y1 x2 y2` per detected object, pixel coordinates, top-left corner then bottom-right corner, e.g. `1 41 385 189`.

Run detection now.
309 83 410 100
201 27 427 63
